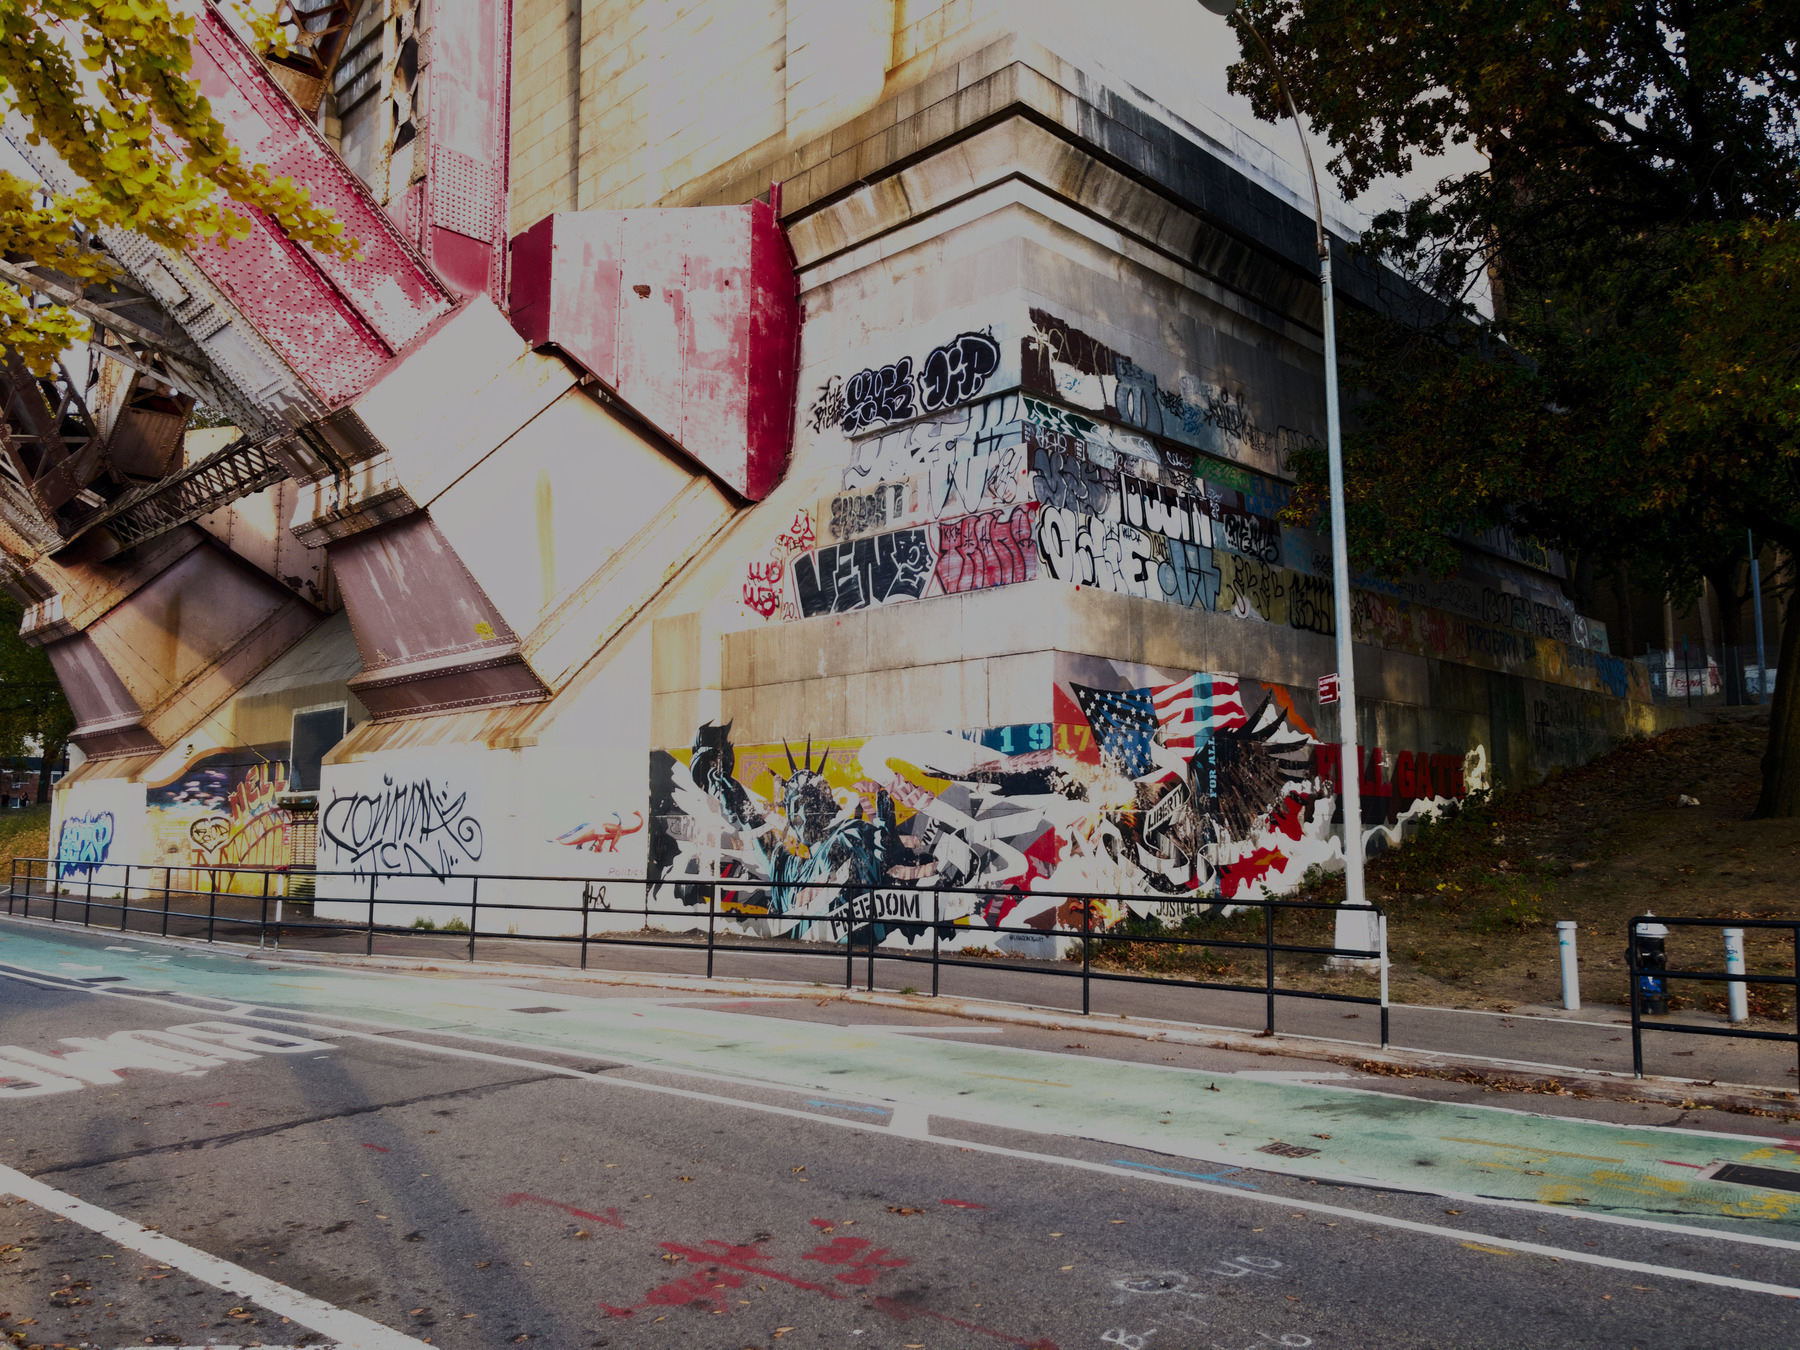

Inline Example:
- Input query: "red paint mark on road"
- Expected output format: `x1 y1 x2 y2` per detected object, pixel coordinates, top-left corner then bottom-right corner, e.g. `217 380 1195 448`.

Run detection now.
810 1217 837 1228
601 1225 915 1319
361 1144 390 1152
500 1193 626 1229
938 1198 987 1209
601 1269 745 1318
659 1241 841 1296
1660 1160 1704 1169
800 1235 907 1285
872 1295 1060 1347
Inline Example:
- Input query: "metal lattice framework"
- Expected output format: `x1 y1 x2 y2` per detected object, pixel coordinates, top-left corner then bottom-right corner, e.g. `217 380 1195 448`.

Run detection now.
0 249 302 554
79 435 289 551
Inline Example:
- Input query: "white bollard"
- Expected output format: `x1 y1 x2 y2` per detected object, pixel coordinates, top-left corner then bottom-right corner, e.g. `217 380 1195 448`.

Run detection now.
1723 927 1748 1024
1331 898 1380 971
1556 920 1580 1011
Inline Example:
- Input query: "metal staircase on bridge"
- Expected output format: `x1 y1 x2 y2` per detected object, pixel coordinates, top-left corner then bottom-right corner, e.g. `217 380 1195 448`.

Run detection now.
0 245 290 559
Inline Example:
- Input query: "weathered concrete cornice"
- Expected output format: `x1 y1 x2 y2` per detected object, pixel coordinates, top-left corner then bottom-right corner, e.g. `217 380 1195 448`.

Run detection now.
784 116 1323 345
674 40 1408 326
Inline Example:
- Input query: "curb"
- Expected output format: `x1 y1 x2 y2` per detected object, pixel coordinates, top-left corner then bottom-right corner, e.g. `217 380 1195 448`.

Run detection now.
6 911 1796 1121
249 939 1800 1121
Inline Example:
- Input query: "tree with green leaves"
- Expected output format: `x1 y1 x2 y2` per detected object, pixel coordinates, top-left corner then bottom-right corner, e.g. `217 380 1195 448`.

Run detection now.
0 590 72 802
0 3 351 794
1223 0 1800 811
0 1 356 374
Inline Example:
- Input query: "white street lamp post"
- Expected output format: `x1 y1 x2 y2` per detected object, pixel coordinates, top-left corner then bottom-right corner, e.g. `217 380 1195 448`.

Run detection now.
1197 2 1374 965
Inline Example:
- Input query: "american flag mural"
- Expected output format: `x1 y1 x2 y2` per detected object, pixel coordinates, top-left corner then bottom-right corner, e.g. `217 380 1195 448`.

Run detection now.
1070 674 1248 781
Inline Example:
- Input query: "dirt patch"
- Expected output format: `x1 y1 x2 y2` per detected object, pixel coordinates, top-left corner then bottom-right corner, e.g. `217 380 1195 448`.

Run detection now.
1091 714 1799 1026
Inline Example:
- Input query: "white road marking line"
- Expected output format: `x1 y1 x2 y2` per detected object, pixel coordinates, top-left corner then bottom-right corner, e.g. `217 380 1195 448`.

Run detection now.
212 1012 1800 1297
0 1165 422 1348
889 1102 931 1136
7 961 1800 1275
842 1023 1008 1035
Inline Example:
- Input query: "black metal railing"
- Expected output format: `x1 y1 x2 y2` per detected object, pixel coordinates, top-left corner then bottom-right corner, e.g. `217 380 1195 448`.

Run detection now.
1626 913 1800 1079
6 857 1389 1044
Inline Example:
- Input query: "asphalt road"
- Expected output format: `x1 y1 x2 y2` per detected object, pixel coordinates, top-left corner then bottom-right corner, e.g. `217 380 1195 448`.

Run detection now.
1 920 1798 1350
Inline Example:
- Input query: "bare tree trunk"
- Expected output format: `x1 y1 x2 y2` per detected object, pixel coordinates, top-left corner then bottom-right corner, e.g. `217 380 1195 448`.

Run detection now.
34 735 64 806
1610 559 1636 657
1703 559 1747 650
1567 547 1597 613
1756 602 1800 816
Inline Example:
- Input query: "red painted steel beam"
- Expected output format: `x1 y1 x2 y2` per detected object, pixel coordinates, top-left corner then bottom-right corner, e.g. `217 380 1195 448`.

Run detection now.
181 2 455 407
509 203 801 501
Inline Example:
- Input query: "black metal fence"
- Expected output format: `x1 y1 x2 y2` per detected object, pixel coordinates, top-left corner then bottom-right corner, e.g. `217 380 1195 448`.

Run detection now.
1644 643 1774 707
6 857 1389 1045
1626 913 1800 1079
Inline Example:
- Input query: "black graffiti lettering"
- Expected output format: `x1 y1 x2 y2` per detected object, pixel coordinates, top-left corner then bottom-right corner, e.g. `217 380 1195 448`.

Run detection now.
1201 388 1254 440
1221 553 1286 620
794 528 935 617
1120 472 1209 545
791 551 835 615
1112 357 1163 434
1216 505 1282 565
918 332 1001 413
1157 537 1222 610
841 357 916 433
829 483 906 540
807 376 846 433
1030 444 1116 519
830 545 868 610
831 890 924 934
1287 572 1336 635
321 776 484 880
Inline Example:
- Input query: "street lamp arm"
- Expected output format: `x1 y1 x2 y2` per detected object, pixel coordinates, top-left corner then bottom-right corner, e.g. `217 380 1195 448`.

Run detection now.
1197 0 1373 952
1232 15 1329 260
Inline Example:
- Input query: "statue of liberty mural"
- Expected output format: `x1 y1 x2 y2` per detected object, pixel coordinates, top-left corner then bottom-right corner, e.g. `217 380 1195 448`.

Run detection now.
655 721 898 934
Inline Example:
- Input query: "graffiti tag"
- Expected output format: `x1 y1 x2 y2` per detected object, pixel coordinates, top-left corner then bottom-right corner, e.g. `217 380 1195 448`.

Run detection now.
812 331 1002 436
55 812 113 878
321 776 484 879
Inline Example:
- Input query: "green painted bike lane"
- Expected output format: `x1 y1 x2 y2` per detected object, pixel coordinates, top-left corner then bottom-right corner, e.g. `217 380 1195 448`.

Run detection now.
4 923 1797 1238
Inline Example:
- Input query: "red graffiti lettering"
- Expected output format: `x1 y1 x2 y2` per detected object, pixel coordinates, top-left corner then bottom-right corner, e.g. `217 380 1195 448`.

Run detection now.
743 582 782 617
1395 750 1416 797
1360 747 1391 797
775 509 817 553
934 504 1039 595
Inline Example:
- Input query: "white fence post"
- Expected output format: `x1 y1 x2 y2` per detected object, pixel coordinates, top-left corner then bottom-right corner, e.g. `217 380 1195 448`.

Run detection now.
1556 920 1580 1011
1723 927 1748 1024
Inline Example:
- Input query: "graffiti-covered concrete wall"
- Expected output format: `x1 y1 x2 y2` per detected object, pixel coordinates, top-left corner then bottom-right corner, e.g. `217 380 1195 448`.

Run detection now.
36 16 1697 947
640 650 1482 955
